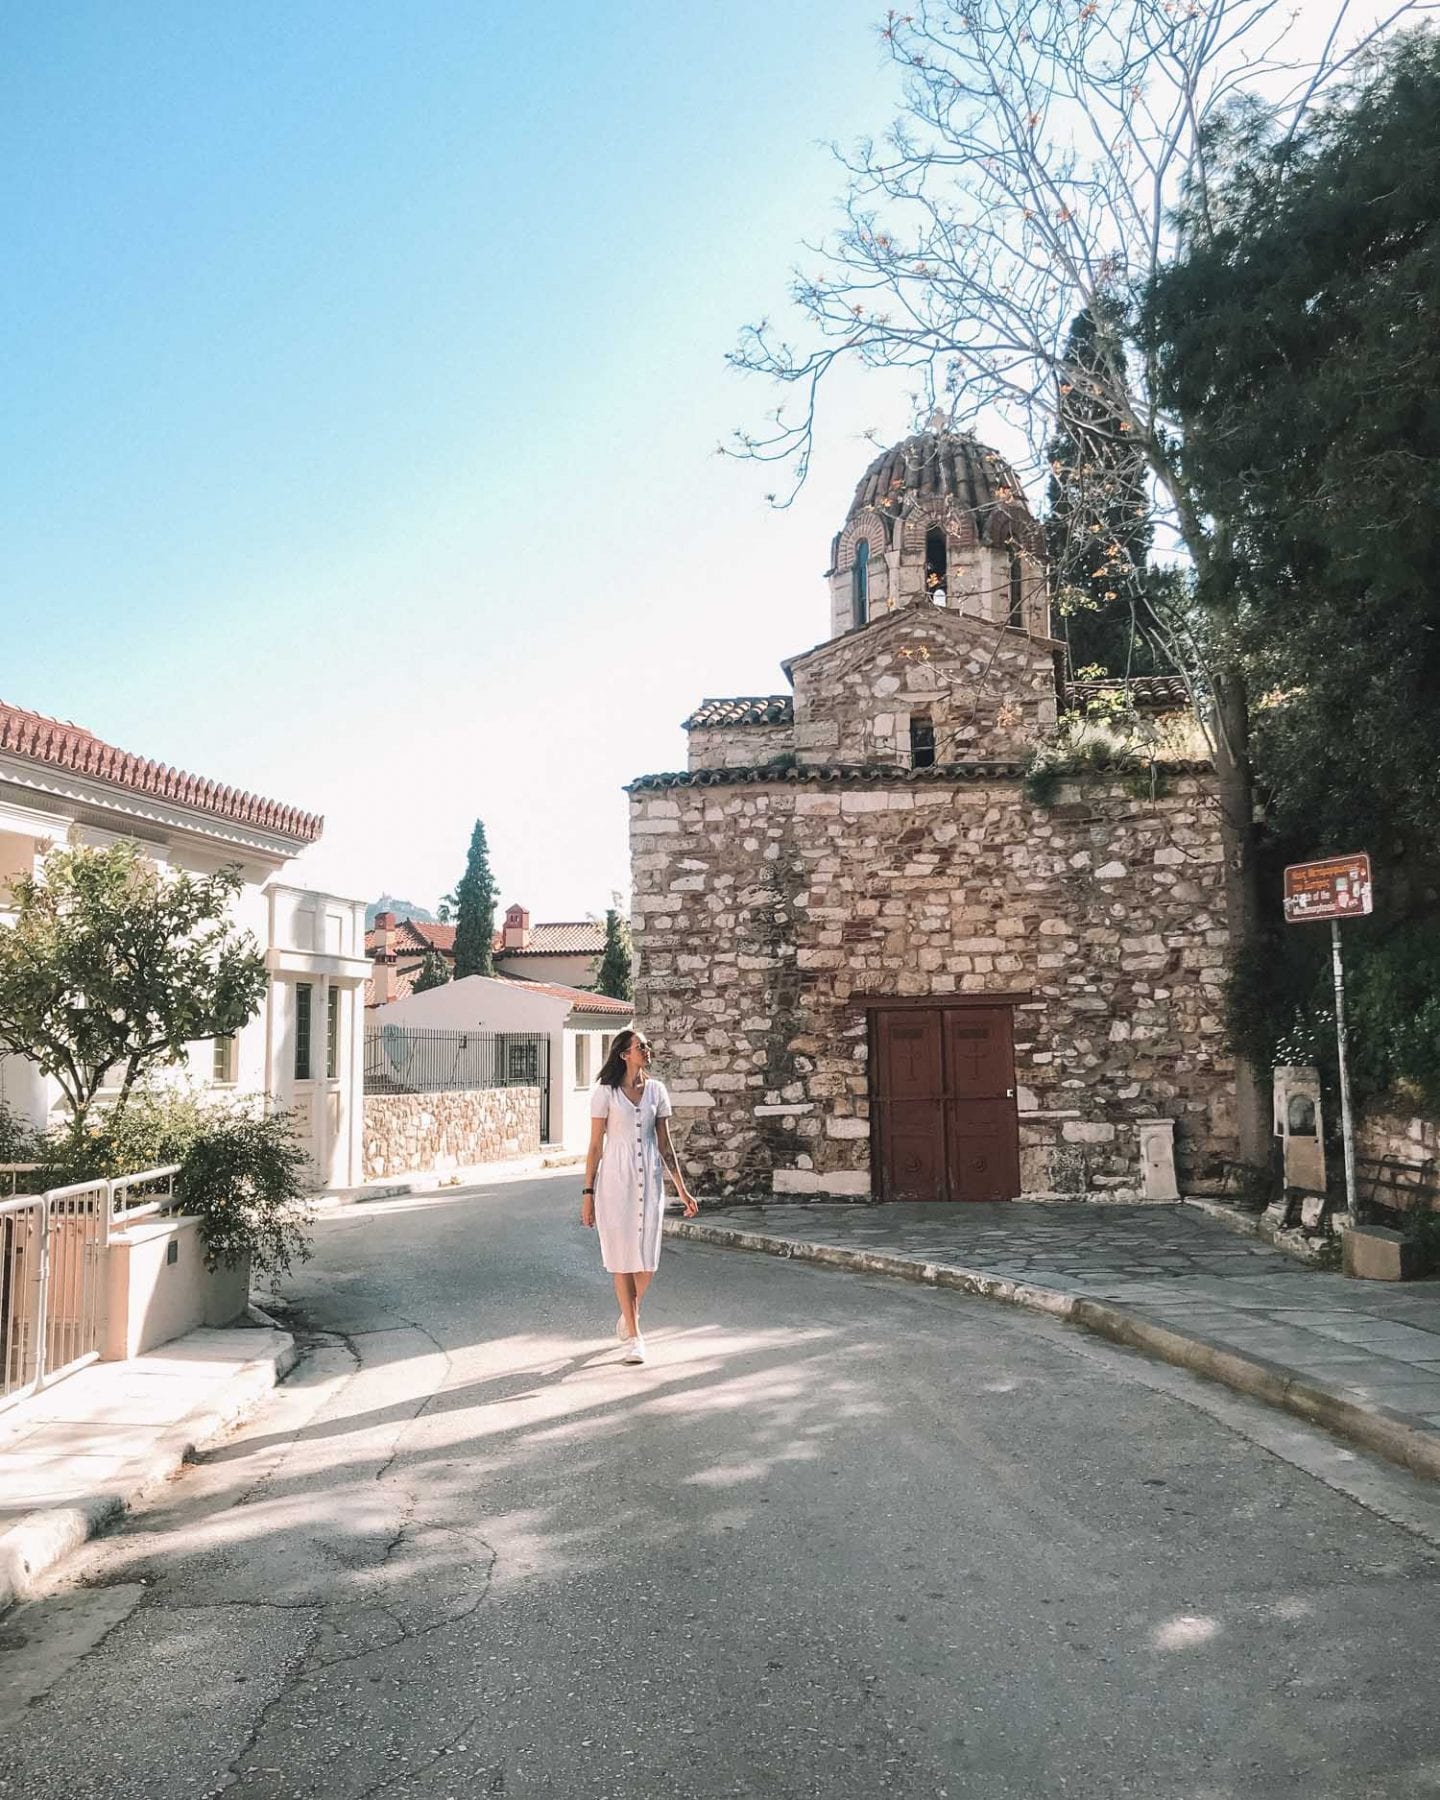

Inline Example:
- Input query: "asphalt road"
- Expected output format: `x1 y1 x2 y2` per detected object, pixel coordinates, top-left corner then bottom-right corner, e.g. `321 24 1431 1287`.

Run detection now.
3 1170 1439 1800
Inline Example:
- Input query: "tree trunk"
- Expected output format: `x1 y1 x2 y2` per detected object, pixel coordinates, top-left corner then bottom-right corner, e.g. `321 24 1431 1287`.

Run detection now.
1211 663 1270 1176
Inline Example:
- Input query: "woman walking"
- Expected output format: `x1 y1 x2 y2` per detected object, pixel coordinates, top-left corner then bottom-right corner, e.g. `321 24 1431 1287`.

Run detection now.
581 1029 697 1364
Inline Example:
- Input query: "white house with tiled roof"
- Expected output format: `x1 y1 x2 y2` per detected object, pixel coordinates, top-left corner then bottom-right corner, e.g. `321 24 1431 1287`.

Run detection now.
0 701 369 1189
370 973 632 1151
492 904 606 988
366 901 607 1005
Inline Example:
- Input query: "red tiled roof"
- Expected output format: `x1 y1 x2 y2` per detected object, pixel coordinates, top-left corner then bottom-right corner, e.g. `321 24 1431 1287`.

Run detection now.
496 922 605 956
0 701 323 843
364 918 456 957
367 917 605 961
684 696 794 730
497 976 632 1015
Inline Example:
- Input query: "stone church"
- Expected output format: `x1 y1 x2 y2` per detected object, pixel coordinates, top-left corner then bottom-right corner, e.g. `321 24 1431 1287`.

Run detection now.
627 426 1236 1201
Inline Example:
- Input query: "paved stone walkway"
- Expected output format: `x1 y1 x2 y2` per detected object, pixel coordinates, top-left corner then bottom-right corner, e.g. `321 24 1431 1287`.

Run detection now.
672 1201 1440 1472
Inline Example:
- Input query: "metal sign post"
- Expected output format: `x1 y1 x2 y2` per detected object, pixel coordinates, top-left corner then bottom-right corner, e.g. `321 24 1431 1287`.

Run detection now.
1283 853 1373 1221
1329 918 1358 1221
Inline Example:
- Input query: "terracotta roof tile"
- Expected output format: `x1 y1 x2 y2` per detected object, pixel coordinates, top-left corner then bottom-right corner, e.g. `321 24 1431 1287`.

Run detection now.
627 758 1214 792
498 922 605 956
1065 676 1191 711
497 977 632 1015
0 700 323 843
684 696 794 730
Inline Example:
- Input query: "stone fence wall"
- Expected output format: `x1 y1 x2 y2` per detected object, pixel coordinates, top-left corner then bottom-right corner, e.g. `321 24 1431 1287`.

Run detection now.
1357 1106 1438 1213
362 1087 540 1182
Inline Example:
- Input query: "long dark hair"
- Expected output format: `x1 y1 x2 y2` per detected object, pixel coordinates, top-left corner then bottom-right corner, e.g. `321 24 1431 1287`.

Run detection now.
597 1029 642 1089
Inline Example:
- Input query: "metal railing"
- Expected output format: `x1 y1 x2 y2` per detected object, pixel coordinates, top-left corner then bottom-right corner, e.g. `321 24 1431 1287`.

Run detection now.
0 1164 183 1412
364 1026 546 1097
112 1164 183 1225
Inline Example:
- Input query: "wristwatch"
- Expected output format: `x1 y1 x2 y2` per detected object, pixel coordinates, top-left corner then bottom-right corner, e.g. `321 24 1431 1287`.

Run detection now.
583 1186 594 1195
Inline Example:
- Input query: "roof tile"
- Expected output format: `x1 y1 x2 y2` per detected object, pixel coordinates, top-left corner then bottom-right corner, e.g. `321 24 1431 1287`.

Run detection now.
0 700 322 842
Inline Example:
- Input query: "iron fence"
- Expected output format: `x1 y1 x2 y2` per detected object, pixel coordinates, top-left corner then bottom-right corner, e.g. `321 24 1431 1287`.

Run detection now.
365 1026 551 1141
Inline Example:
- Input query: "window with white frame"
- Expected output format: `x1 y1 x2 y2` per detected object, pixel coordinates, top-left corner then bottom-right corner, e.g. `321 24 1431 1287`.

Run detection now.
212 1034 236 1084
574 1034 590 1089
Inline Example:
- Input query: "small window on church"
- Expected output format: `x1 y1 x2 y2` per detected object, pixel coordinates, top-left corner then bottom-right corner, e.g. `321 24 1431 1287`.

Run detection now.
853 539 869 626
924 528 948 604
910 712 936 769
1008 549 1025 629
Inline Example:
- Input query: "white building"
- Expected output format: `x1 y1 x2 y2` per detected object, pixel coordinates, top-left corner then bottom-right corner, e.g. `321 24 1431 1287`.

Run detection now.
369 974 632 1152
0 701 368 1189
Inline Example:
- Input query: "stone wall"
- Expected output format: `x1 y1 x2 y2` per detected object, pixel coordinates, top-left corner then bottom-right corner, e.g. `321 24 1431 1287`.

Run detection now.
362 1087 540 1181
631 767 1234 1199
789 608 1058 767
688 723 794 771
1356 1106 1439 1213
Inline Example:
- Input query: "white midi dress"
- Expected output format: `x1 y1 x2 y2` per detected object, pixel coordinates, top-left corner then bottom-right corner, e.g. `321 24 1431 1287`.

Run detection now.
590 1078 672 1274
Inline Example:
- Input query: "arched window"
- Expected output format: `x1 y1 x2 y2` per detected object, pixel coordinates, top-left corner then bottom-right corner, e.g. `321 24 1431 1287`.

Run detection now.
909 710 936 769
1007 549 1025 629
852 539 870 626
924 528 948 604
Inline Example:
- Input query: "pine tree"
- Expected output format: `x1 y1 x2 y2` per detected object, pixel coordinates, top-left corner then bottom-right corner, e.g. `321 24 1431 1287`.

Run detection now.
595 909 633 1002
452 820 498 980
413 949 451 994
1044 306 1168 678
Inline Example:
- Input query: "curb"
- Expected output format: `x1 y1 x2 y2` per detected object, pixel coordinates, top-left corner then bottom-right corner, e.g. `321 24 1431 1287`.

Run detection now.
666 1219 1440 1484
0 1329 297 1611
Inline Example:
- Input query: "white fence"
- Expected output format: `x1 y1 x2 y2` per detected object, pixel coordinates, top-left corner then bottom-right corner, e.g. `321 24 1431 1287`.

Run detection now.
0 1165 182 1412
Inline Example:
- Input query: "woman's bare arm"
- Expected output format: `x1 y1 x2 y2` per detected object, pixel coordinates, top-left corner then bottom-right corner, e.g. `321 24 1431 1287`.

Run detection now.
581 1116 605 1226
657 1119 698 1217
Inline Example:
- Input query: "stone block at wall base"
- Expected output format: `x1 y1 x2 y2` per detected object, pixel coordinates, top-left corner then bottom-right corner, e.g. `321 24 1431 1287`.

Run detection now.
1342 1224 1431 1282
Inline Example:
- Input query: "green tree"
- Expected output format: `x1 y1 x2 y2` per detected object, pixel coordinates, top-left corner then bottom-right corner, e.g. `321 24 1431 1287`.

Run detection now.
1146 29 1440 1100
413 948 452 994
0 839 267 1132
1148 29 1440 859
452 820 498 979
1045 306 1169 680
595 909 633 1002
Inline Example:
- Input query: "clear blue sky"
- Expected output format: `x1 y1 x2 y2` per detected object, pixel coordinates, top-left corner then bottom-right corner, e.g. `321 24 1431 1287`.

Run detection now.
3 0 923 918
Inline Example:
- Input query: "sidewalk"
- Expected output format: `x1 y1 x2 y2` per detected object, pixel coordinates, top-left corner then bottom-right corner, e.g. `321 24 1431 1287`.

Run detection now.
0 1321 295 1610
667 1200 1440 1481
314 1144 584 1208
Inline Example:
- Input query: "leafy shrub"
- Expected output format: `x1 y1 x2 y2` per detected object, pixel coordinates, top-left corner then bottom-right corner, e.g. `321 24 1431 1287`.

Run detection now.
177 1108 314 1278
40 1084 212 1187
25 1083 316 1279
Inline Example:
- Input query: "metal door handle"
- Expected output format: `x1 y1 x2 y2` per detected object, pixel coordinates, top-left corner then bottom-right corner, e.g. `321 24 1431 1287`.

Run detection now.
1006 1088 1015 1098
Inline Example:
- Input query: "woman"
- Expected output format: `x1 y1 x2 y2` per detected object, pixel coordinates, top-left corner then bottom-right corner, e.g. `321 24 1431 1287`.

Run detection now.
581 1029 697 1364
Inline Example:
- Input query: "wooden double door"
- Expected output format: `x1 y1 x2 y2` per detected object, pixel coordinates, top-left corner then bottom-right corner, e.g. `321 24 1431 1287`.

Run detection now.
871 1005 1020 1202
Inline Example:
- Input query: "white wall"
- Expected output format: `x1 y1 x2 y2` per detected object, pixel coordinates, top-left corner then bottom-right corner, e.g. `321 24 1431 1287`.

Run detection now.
372 978 631 1150
492 951 599 989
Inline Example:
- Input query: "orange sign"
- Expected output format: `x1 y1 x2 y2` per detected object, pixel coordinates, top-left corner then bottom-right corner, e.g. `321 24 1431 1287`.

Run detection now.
1283 853 1373 923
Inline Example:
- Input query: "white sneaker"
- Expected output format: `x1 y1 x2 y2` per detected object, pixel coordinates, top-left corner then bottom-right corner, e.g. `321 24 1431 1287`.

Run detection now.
616 1315 632 1342
622 1333 647 1365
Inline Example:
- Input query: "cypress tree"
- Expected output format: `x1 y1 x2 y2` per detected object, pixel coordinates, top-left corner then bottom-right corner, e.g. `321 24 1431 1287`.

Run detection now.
595 908 633 1002
452 820 498 979
1044 305 1168 678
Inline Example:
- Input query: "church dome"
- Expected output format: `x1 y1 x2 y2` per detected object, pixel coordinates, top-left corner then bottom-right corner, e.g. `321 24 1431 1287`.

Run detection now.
846 426 1032 534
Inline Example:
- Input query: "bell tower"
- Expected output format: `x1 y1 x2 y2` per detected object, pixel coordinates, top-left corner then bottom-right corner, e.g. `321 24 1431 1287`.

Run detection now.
825 420 1050 642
